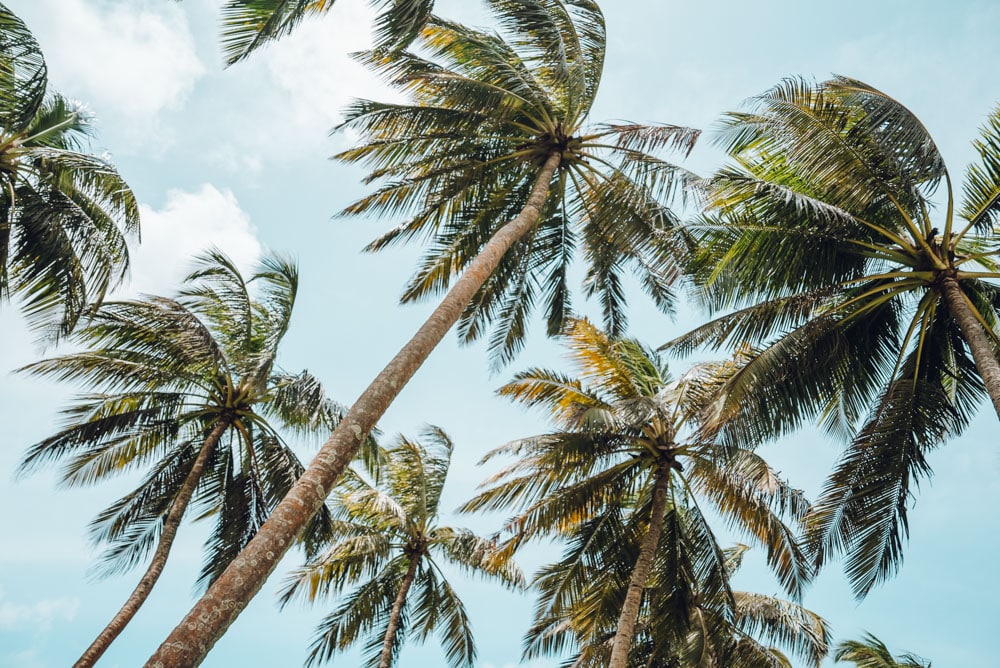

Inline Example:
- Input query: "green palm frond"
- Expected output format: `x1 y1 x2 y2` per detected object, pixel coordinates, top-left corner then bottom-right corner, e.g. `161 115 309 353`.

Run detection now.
336 3 697 366
467 318 817 665
219 0 435 65
959 105 1000 234
293 427 520 666
18 251 354 652
677 76 1000 599
0 15 139 338
834 633 931 668
0 2 46 128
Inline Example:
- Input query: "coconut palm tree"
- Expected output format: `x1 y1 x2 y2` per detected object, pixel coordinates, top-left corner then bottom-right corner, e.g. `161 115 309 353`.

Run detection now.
0 4 139 338
666 77 1000 597
18 250 367 668
834 634 930 668
218 0 436 62
526 542 829 667
150 3 698 663
280 426 523 668
462 318 810 668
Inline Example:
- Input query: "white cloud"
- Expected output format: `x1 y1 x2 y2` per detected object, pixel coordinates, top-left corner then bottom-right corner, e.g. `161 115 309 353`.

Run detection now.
0 589 79 631
213 3 401 166
27 0 205 151
122 184 262 297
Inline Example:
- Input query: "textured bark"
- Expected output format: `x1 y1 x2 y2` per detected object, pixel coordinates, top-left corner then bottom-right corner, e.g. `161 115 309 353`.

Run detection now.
608 461 672 668
378 557 420 668
939 275 1000 420
75 420 229 668
145 151 562 667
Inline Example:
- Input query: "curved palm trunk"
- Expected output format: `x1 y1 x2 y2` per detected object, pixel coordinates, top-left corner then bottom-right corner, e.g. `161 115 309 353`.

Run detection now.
146 151 562 667
939 275 1000 420
75 420 230 668
379 556 420 668
608 461 672 668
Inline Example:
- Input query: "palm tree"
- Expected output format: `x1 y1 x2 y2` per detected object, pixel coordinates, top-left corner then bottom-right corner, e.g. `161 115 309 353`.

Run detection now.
0 4 139 338
526 542 829 667
834 634 930 668
667 77 1000 596
149 3 698 663
218 0 436 63
19 250 364 668
280 426 523 668
462 318 810 668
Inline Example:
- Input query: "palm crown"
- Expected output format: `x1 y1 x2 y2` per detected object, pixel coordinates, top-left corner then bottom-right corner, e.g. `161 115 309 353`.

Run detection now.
0 4 139 337
337 0 700 364
19 250 360 665
463 318 811 666
834 633 931 668
668 77 1000 597
280 426 523 667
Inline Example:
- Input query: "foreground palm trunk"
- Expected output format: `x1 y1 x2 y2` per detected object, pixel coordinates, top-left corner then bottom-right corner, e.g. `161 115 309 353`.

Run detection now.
379 556 420 668
145 152 562 667
608 460 671 668
939 274 1000 420
76 420 229 668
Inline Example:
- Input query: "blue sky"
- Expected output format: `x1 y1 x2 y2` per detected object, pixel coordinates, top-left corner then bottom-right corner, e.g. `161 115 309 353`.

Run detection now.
1 0 998 666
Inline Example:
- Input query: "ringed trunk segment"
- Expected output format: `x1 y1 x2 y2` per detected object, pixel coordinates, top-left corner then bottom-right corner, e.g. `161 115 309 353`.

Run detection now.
74 419 231 668
938 274 1000 420
607 460 672 668
378 556 420 668
145 151 563 667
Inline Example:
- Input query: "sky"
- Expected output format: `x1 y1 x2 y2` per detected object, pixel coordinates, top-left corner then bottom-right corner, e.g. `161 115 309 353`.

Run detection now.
0 0 998 666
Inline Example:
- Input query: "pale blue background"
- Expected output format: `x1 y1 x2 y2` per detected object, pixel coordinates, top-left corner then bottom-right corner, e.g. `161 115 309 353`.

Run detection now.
1 1 997 666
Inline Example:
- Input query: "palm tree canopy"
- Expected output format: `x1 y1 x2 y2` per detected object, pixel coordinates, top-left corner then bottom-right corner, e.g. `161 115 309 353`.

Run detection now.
0 3 139 337
17 250 363 586
280 426 523 667
461 319 813 666
665 76 1000 597
465 318 811 593
834 633 931 668
337 0 700 366
530 541 830 668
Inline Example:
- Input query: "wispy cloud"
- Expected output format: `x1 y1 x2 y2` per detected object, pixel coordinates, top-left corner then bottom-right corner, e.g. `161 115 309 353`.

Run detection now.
0 588 79 631
121 184 263 297
24 0 205 153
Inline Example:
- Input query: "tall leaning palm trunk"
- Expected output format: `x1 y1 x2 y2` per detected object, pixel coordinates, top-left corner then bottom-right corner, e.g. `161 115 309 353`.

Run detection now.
149 2 698 664
74 420 230 668
148 147 561 668
607 460 671 668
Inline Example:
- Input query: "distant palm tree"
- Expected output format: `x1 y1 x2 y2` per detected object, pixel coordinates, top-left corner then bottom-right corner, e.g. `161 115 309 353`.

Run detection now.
0 4 138 337
150 3 699 663
668 77 1000 596
528 543 829 667
280 426 523 668
834 633 930 668
218 0 435 62
463 318 810 668
19 250 365 668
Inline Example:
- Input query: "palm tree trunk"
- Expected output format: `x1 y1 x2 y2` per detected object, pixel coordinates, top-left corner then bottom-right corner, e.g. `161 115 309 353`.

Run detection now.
939 274 1000 420
75 420 229 668
145 151 563 667
608 461 672 668
379 557 420 668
